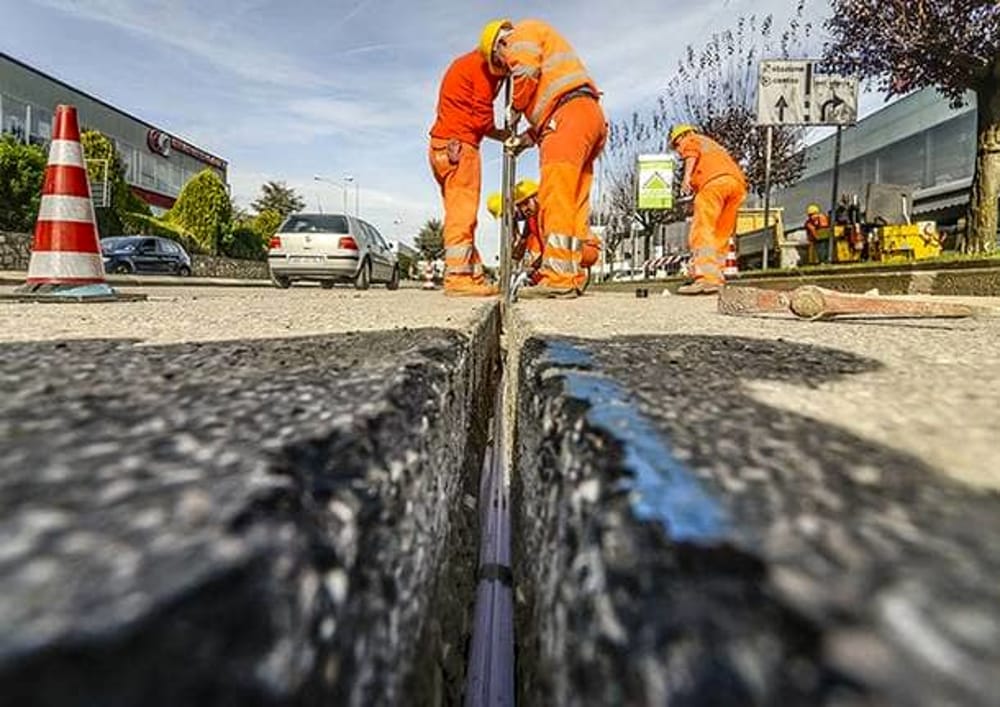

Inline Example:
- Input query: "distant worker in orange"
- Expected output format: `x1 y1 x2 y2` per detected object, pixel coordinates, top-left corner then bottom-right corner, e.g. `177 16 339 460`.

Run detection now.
670 124 747 295
482 17 607 298
428 42 510 296
804 203 831 263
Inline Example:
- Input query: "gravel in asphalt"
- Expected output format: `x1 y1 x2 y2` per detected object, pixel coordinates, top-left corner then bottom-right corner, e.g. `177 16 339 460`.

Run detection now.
508 292 1000 706
0 286 500 705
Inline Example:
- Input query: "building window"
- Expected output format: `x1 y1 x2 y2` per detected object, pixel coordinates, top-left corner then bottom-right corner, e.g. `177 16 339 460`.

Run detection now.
30 105 52 145
1 93 28 143
140 153 155 188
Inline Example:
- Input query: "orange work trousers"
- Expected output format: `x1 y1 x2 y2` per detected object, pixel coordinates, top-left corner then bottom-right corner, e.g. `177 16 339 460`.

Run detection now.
537 96 607 291
429 138 484 287
688 175 747 286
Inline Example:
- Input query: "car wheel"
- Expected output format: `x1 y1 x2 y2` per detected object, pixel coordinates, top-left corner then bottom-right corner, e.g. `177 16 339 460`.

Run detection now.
386 266 400 290
177 265 191 277
271 273 292 289
354 260 371 291
111 262 132 275
320 280 335 290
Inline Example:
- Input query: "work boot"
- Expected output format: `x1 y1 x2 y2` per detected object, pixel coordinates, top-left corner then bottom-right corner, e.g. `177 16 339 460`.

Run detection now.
444 282 499 297
517 284 579 300
676 280 721 296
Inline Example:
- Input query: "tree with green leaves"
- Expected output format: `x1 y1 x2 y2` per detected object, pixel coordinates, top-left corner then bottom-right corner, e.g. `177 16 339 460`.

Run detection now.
415 218 444 260
80 129 151 237
251 180 305 218
163 169 232 254
0 135 46 232
824 0 1000 253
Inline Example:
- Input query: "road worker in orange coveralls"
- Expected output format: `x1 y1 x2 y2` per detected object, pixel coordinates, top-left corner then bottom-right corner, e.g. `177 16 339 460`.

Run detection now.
488 179 600 289
481 18 607 299
670 124 748 295
428 39 510 296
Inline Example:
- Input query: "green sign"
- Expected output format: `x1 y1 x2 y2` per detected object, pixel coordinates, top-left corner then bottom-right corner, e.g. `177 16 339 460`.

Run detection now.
636 154 675 210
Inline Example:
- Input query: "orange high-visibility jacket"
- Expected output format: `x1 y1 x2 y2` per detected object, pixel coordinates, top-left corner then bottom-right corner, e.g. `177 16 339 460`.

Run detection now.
507 20 598 131
430 50 503 146
676 133 746 192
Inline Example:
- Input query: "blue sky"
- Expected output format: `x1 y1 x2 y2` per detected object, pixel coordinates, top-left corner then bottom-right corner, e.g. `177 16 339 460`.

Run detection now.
5 0 855 260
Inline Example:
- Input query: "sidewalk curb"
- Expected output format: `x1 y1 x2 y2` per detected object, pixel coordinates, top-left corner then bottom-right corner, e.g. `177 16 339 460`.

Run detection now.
0 271 271 288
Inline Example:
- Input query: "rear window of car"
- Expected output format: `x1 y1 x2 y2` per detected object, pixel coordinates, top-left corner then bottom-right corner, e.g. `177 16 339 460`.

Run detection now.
280 215 349 234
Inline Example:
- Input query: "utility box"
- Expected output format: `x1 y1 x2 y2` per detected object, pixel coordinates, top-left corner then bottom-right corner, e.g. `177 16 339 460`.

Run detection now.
874 222 944 263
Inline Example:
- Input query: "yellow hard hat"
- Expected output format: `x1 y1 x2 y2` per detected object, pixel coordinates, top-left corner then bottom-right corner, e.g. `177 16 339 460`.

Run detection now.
669 124 695 144
486 192 503 219
479 19 513 70
806 203 822 215
515 179 539 204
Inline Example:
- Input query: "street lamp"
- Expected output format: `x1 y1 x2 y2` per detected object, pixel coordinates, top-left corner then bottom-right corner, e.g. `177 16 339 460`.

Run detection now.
313 175 348 214
343 174 360 217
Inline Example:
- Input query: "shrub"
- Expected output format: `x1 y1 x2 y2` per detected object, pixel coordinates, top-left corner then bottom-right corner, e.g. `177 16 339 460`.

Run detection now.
164 169 232 254
81 130 150 236
0 135 46 232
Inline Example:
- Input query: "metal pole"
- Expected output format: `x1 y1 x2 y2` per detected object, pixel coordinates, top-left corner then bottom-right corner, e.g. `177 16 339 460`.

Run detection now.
342 186 347 216
829 126 843 264
355 181 360 217
762 125 773 270
499 78 516 305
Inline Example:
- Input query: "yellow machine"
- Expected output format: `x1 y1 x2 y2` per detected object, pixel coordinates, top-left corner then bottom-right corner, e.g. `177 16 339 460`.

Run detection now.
811 221 943 264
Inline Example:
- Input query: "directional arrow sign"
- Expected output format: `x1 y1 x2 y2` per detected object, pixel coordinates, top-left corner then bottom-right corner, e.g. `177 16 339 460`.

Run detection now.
812 74 859 125
757 60 810 125
775 95 789 122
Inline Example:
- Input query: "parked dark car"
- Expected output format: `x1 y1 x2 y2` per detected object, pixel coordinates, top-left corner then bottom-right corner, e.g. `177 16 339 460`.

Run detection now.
101 236 192 276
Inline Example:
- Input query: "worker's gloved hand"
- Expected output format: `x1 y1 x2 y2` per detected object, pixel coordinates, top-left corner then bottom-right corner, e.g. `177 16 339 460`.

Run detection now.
504 133 533 156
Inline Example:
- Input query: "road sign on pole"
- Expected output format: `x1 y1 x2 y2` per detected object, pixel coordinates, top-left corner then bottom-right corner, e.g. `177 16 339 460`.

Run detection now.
812 75 859 125
636 154 674 210
756 59 858 127
756 60 812 125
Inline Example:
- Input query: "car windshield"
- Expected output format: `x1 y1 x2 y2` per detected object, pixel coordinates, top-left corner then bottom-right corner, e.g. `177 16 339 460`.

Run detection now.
280 214 349 234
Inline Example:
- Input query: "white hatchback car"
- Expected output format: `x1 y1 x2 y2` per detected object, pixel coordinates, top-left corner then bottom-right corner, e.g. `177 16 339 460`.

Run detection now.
267 213 400 290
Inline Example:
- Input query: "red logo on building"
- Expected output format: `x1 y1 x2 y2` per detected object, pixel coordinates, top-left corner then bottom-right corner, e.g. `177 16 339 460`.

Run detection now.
147 129 171 156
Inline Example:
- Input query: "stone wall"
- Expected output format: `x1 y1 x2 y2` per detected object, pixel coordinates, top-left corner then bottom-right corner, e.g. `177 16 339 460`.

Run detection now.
0 231 32 271
0 231 267 280
192 254 269 280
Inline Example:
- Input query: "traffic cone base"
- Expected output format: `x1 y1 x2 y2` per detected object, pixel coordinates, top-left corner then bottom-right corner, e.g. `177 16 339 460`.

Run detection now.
10 104 145 303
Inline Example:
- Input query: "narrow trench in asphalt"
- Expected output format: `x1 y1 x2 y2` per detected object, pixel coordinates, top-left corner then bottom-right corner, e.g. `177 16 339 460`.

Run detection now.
462 316 516 707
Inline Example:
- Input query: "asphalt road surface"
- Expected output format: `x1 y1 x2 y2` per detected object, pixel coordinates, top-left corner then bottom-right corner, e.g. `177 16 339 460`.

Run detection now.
509 292 1000 706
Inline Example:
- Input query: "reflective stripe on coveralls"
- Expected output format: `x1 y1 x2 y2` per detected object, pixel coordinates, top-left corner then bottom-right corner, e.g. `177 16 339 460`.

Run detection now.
688 174 747 286
428 138 486 284
506 20 597 131
536 96 607 291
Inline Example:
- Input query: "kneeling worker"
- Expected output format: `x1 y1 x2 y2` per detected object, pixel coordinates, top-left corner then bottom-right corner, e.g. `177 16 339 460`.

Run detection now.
670 124 747 295
488 179 600 288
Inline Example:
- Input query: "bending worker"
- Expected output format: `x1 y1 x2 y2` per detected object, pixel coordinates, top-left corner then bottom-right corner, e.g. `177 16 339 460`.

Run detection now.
670 124 747 295
487 179 600 288
481 18 607 299
428 43 509 296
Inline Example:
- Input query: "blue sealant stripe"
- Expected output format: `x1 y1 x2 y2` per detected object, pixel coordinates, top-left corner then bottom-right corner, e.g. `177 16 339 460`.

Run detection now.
541 342 728 543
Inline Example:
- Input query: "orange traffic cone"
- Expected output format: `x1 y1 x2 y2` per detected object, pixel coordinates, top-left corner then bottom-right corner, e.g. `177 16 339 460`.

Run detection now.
723 237 739 278
422 260 436 290
11 105 143 302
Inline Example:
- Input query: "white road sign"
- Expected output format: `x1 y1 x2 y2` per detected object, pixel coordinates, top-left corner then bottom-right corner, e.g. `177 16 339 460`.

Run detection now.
757 60 811 125
756 60 859 126
812 75 859 125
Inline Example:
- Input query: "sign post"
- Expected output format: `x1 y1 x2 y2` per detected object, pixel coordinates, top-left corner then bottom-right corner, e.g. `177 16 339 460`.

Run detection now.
756 60 858 267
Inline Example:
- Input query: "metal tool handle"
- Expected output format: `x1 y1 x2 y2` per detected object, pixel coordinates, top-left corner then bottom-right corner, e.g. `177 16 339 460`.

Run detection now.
499 78 518 306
